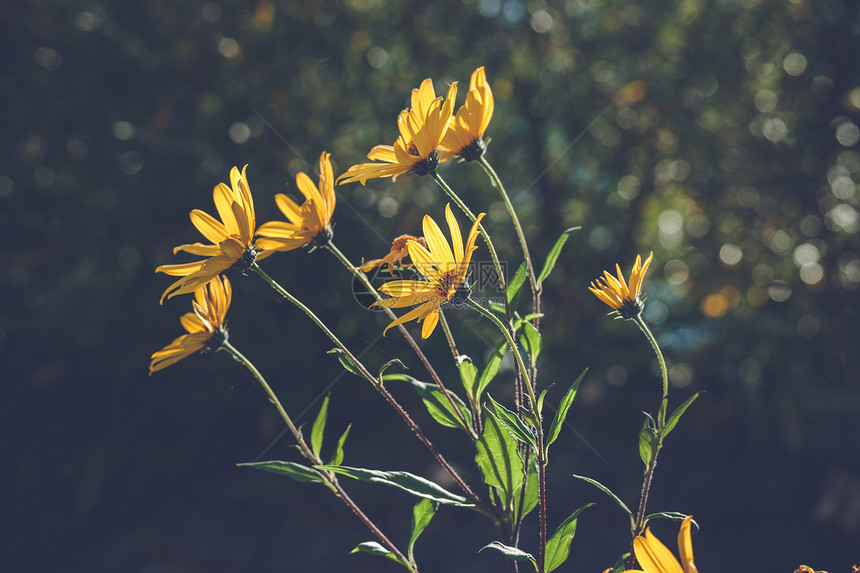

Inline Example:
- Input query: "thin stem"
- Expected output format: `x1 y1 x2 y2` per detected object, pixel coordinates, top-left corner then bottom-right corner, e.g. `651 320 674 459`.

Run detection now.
478 156 540 329
466 299 535 409
625 315 669 570
325 242 475 440
432 172 506 291
220 341 412 570
437 309 459 358
251 262 491 515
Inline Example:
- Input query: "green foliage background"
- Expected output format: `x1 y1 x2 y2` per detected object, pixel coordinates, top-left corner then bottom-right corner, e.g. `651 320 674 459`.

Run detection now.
3 0 859 571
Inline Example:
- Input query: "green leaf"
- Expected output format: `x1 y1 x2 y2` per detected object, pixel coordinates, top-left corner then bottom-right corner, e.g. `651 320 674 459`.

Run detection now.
478 541 537 569
604 553 631 573
487 395 537 449
475 409 524 507
389 375 472 432
661 393 700 442
458 356 478 401
506 261 528 306
316 465 474 507
571 474 634 521
311 395 329 459
408 499 437 563
511 451 539 524
546 368 587 450
489 301 506 315
476 340 507 401
643 511 698 529
521 322 541 365
638 426 658 467
327 347 360 376
377 358 408 383
238 460 325 484
351 541 409 567
537 388 547 416
328 423 351 466
537 227 579 286
544 503 592 572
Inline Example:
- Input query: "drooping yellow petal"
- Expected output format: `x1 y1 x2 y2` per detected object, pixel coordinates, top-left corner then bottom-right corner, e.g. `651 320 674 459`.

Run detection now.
420 308 440 339
677 516 697 573
381 300 438 336
633 528 684 573
378 280 436 297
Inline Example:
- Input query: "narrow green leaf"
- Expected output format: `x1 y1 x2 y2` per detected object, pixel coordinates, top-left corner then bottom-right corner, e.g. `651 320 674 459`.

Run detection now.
327 347 360 376
661 393 700 442
546 368 588 450
605 553 631 573
238 460 324 484
643 512 698 528
489 301 507 315
408 499 437 562
521 322 541 365
511 450 539 525
571 474 633 520
537 388 547 416
378 358 408 383
475 410 524 506
476 340 507 400
544 503 593 572
458 356 478 401
389 375 472 432
506 261 528 306
316 465 474 507
351 541 409 567
479 541 537 569
487 396 537 449
537 227 579 286
311 395 329 459
638 426 658 466
328 423 351 466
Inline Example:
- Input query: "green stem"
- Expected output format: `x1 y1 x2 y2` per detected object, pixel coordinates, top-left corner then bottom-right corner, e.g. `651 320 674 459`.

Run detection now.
251 262 490 514
437 309 460 358
220 341 413 570
325 242 475 440
625 315 669 569
478 156 540 329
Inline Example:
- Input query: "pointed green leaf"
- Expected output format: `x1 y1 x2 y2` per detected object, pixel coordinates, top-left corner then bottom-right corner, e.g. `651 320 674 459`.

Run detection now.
476 340 507 400
537 227 580 286
378 358 408 383
511 450 539 525
544 503 593 572
458 356 478 401
506 261 528 306
386 375 472 432
311 395 329 459
327 347 360 376
661 393 700 442
643 512 698 528
475 410 524 506
238 460 324 484
537 388 547 416
478 541 537 569
487 396 537 449
571 474 634 520
329 423 351 466
521 322 541 366
546 368 588 450
316 465 474 507
408 499 437 562
638 426 658 467
489 301 507 315
605 553 631 573
351 541 409 567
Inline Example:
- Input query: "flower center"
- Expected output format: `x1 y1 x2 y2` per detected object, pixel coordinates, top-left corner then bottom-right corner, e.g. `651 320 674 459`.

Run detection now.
617 296 644 320
435 270 459 300
230 245 258 274
206 326 229 351
460 138 486 162
411 150 439 177
311 226 333 248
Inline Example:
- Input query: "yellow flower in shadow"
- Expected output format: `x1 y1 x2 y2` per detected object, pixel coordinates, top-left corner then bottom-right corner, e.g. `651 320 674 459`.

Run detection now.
356 234 427 276
337 79 458 185
589 252 654 319
372 204 484 339
622 515 698 573
441 66 494 162
255 152 337 251
156 165 274 303
150 275 231 374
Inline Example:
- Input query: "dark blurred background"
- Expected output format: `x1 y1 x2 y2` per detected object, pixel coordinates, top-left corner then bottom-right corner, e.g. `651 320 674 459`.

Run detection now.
4 0 860 571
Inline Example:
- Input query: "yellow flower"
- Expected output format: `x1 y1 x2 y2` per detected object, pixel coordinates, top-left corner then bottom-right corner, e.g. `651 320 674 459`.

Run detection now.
156 165 274 303
356 234 427 276
624 515 698 573
150 275 232 374
337 79 458 185
372 204 484 339
255 152 337 251
441 66 494 162
589 252 654 319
